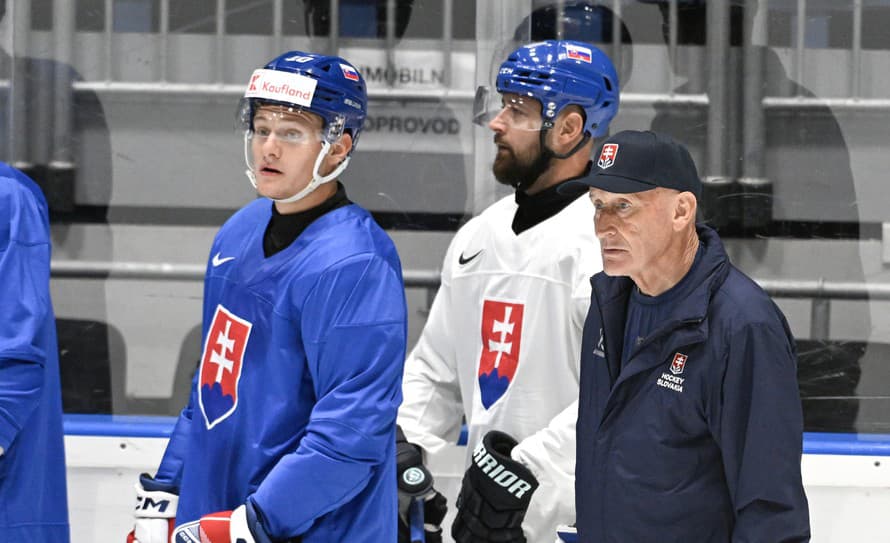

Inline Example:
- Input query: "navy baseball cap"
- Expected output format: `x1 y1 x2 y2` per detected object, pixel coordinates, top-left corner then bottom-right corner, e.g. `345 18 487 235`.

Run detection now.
562 130 702 198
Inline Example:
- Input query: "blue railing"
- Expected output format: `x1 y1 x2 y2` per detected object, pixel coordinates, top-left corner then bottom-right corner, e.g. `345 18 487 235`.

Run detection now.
63 415 890 456
64 414 177 438
802 432 890 456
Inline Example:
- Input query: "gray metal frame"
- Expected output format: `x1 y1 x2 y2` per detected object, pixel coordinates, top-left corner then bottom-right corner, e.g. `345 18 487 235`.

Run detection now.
13 1 887 347
50 260 883 343
5 2 886 148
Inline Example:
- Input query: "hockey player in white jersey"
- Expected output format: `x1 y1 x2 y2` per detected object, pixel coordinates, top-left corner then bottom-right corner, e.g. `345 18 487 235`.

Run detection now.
396 40 620 542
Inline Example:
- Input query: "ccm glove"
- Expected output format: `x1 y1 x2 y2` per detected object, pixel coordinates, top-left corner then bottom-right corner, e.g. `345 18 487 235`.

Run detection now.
397 426 447 543
171 500 302 543
451 431 539 543
126 473 178 543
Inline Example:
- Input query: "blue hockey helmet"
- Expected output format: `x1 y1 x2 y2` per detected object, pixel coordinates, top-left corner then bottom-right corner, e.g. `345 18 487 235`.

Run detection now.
238 50 368 150
238 50 368 203
492 40 619 138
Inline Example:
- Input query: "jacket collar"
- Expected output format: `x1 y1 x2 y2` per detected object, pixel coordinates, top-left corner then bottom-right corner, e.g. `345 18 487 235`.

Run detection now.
591 225 730 384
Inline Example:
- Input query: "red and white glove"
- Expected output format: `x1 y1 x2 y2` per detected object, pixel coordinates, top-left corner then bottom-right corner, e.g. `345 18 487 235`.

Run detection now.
171 504 274 543
126 474 178 543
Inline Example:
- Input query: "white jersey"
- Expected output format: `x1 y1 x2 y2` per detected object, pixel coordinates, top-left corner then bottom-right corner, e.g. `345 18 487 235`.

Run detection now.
398 192 602 542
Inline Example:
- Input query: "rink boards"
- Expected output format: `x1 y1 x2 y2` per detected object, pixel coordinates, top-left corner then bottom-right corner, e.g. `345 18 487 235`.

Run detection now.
64 416 890 543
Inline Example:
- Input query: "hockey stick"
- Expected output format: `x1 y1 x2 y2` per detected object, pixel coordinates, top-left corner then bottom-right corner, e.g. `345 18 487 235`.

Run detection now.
409 497 425 543
556 524 578 543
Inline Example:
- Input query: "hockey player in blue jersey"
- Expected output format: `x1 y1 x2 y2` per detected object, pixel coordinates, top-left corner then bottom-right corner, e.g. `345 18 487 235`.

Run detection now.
126 51 408 543
0 162 70 542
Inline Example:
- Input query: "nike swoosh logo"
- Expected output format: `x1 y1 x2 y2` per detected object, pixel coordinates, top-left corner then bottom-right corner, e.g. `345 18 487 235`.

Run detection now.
458 249 483 265
212 252 236 267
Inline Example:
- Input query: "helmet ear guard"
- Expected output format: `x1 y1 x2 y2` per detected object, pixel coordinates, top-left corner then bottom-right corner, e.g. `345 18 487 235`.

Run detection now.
323 114 347 144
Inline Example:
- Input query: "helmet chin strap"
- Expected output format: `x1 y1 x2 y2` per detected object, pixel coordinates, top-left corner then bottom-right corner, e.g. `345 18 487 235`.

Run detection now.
243 136 350 204
510 128 590 193
539 126 591 161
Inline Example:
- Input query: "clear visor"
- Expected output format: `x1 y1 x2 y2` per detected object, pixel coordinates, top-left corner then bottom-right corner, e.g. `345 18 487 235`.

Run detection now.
236 98 346 144
242 105 327 175
251 110 324 146
472 86 544 132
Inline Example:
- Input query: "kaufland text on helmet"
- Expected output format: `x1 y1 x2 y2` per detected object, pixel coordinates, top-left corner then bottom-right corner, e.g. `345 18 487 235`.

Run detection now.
262 81 313 101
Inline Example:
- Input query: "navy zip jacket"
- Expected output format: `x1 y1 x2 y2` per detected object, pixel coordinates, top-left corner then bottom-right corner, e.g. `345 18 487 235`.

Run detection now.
576 225 810 542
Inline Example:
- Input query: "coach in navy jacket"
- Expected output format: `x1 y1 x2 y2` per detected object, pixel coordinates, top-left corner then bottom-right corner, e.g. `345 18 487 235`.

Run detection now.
564 130 810 542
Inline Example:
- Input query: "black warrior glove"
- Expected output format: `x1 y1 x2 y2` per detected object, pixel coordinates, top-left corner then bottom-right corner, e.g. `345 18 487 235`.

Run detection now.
397 426 448 543
452 431 540 543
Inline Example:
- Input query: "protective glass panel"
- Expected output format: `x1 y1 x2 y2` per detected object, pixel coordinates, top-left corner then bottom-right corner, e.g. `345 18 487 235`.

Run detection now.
10 6 890 539
472 86 543 132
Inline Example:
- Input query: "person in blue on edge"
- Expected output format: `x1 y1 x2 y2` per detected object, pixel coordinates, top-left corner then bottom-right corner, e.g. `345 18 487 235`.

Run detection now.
564 130 810 542
0 163 70 542
126 50 407 543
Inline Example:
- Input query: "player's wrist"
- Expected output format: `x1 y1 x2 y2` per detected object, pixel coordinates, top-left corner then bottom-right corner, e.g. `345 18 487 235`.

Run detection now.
139 472 179 494
507 440 542 482
244 499 277 543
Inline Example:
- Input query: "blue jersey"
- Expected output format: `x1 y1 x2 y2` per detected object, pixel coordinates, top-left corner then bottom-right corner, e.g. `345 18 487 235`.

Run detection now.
0 163 69 542
156 199 407 542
